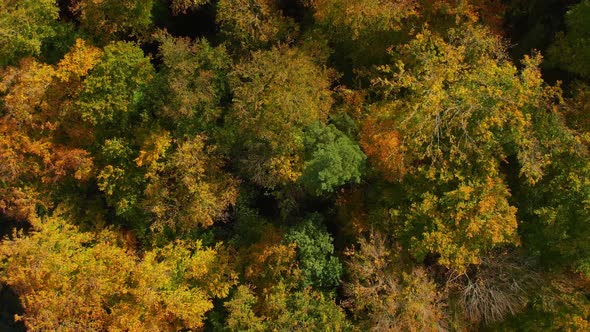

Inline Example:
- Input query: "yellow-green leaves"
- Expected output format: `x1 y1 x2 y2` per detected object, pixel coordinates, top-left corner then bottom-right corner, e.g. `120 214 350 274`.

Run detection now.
73 0 154 43
228 46 332 189
365 26 568 271
0 215 236 331
0 0 59 66
76 41 154 128
141 135 239 232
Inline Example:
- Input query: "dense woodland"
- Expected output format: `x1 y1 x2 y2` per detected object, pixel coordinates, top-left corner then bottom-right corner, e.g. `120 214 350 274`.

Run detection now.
1 0 590 330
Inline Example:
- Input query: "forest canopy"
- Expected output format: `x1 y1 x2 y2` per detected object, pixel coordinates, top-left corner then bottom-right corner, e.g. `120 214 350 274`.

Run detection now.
1 0 590 331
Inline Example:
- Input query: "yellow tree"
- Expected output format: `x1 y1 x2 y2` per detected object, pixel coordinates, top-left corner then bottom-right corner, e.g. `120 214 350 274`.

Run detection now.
362 25 568 271
0 214 237 331
227 46 332 189
138 133 239 233
0 39 100 220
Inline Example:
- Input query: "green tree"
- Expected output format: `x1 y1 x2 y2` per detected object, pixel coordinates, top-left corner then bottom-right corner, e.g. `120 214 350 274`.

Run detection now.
76 41 154 132
517 151 590 277
284 215 343 289
300 122 366 195
146 33 231 137
0 0 59 66
547 0 590 78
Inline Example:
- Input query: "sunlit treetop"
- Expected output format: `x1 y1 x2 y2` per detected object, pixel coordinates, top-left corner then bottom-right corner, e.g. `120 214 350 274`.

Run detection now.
0 214 237 331
227 46 333 189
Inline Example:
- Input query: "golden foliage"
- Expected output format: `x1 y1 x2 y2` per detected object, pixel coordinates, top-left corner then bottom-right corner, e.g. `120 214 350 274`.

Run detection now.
0 215 237 331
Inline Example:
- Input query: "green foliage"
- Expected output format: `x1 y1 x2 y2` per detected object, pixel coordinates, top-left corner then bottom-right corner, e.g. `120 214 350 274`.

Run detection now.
547 0 590 78
76 41 154 130
146 33 231 136
284 215 343 289
300 122 366 195
0 0 59 66
517 152 590 277
225 284 351 331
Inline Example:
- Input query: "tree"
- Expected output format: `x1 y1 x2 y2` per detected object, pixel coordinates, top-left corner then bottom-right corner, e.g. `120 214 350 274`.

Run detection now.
490 273 590 331
140 135 239 233
226 219 350 331
0 0 59 66
71 0 154 43
300 122 366 195
516 151 590 277
547 0 590 78
0 214 237 331
145 33 232 137
308 0 418 79
225 284 351 331
227 46 332 189
343 232 446 331
75 41 154 132
284 215 343 289
308 0 505 81
444 250 539 327
361 25 569 271
170 0 209 15
216 0 296 52
0 40 100 220
77 41 155 226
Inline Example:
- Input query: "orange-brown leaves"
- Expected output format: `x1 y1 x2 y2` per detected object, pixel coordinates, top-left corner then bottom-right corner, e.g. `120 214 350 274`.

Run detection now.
1 58 54 125
344 232 446 331
0 40 100 220
361 117 408 181
240 225 300 290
